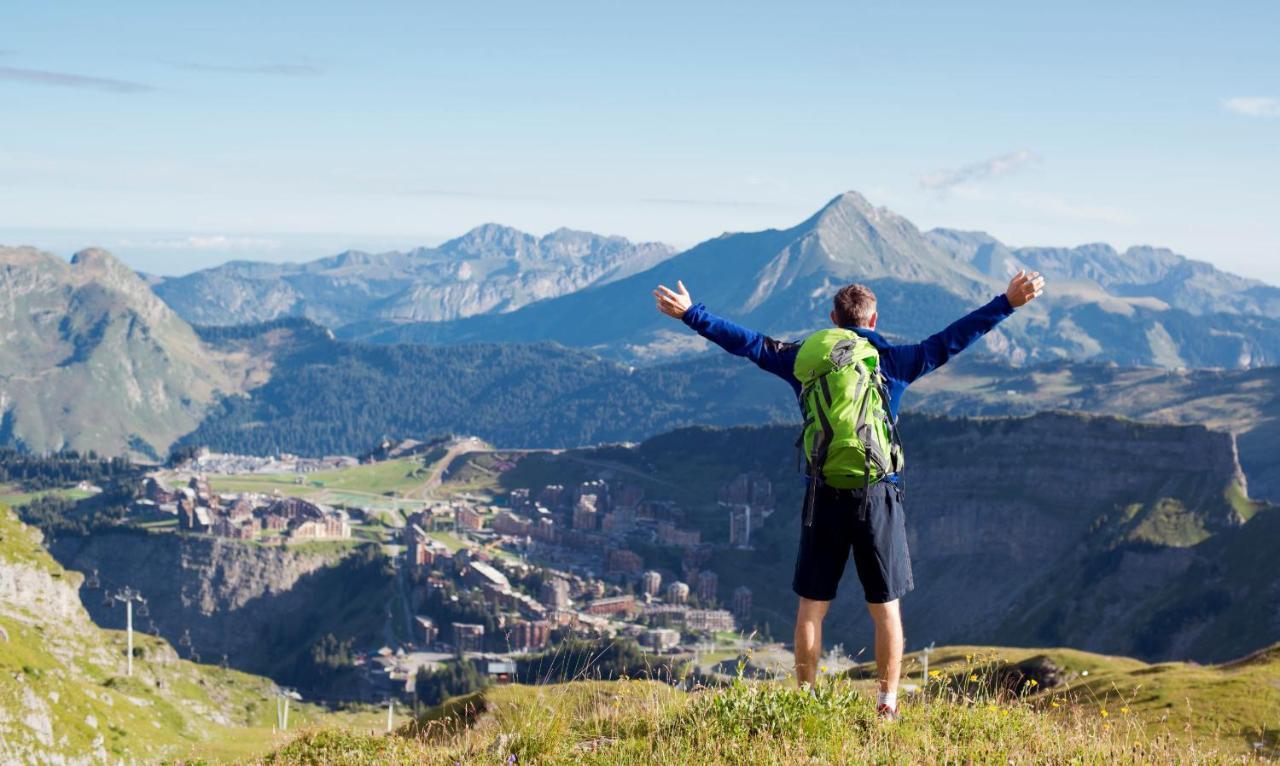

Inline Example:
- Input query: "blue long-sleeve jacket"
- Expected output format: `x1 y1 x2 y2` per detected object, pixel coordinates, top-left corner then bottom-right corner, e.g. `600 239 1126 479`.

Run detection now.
681 293 1015 421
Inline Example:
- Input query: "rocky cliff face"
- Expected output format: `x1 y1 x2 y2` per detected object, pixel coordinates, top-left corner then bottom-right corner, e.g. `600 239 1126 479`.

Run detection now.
48 532 390 687
906 357 1280 503
892 414 1260 658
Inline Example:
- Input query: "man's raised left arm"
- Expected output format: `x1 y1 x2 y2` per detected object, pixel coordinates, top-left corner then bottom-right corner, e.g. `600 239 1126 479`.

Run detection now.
894 270 1046 383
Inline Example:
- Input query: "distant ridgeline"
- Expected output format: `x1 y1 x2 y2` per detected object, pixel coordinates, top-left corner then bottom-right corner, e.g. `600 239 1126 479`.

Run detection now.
473 413 1278 665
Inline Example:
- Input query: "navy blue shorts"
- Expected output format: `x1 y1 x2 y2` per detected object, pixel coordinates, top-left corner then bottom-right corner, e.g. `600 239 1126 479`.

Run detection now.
792 481 914 604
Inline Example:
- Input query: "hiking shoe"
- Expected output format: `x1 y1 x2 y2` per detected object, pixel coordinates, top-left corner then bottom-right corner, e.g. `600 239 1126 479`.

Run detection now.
876 703 901 723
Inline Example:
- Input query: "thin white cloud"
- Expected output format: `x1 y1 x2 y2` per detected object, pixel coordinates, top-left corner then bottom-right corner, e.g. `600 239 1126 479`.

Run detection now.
920 149 1040 192
0 65 153 93
1222 97 1280 118
120 235 281 251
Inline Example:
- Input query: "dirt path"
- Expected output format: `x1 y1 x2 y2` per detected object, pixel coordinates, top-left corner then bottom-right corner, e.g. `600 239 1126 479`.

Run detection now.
415 437 493 499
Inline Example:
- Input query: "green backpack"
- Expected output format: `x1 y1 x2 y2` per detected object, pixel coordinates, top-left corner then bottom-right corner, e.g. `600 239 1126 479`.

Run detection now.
793 329 904 501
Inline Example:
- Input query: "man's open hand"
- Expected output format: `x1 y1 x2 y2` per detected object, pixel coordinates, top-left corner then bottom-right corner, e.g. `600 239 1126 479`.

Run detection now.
1005 269 1046 308
653 280 693 319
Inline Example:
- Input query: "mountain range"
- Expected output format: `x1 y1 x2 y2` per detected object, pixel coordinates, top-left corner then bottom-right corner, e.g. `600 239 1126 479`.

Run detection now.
337 193 1280 369
150 226 673 327
2 190 1279 461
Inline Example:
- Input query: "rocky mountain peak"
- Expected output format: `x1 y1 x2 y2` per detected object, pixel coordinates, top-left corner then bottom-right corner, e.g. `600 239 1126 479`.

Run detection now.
808 191 909 233
328 249 374 267
68 247 182 323
441 223 539 259
71 246 148 284
541 227 606 252
770 191 988 292
70 246 124 268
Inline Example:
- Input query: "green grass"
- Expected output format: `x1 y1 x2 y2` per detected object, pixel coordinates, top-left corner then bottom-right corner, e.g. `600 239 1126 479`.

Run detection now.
1225 481 1261 522
254 659 1274 765
882 644 1279 754
205 475 324 496
1124 498 1212 547
0 505 63 574
305 458 432 496
198 457 444 513
426 531 468 553
283 538 368 555
0 484 93 507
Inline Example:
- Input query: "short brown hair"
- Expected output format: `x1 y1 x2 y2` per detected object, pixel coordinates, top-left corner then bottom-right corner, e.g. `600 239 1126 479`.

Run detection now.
833 284 877 327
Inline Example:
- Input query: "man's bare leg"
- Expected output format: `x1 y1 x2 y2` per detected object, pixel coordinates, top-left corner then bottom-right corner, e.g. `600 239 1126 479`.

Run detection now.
866 599 904 696
794 597 830 687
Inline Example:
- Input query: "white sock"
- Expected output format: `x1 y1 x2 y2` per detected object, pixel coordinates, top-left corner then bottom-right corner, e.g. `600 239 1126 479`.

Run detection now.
877 690 897 709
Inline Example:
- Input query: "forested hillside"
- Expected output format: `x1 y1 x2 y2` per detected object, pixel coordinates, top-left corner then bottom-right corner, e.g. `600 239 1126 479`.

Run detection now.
180 318 795 455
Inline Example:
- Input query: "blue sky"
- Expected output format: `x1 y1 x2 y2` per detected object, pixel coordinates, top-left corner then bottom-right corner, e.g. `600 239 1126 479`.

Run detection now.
2 0 1278 281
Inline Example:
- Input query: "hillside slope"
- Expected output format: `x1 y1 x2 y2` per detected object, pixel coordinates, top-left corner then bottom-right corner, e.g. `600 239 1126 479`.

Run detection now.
0 247 253 460
180 318 796 454
0 505 331 763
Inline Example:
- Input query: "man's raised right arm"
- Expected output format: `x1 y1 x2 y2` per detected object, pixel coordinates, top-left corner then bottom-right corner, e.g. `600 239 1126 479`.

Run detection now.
653 281 798 384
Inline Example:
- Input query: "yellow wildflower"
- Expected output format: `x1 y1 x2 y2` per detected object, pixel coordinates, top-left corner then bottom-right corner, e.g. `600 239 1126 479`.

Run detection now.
1100 709 1109 718
1120 706 1130 715
928 670 941 678
1050 701 1061 709
1028 679 1038 687
969 674 979 682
